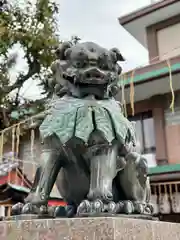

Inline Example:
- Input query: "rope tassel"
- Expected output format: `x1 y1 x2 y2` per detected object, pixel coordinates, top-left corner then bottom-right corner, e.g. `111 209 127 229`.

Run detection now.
121 74 127 117
166 59 175 113
15 124 20 184
0 131 4 162
9 126 16 184
130 70 135 116
30 118 35 179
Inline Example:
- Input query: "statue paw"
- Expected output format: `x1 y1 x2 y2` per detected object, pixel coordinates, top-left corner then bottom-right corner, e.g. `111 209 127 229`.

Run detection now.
133 201 154 215
21 203 35 214
77 199 118 216
11 202 50 217
115 201 153 215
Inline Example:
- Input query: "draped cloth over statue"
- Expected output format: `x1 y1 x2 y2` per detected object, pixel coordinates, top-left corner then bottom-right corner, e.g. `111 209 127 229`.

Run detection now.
40 95 136 146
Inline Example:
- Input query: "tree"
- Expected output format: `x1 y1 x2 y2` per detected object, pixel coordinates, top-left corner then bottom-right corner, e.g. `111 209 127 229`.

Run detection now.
0 0 60 129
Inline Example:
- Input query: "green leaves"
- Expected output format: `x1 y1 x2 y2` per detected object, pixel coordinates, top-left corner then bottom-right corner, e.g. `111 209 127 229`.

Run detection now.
0 0 60 129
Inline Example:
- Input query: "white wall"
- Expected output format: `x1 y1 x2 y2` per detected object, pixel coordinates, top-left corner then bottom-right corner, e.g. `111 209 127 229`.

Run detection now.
157 22 180 60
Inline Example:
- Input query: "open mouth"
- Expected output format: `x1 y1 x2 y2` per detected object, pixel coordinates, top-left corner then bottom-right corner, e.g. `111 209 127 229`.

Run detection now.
83 67 106 80
62 67 110 84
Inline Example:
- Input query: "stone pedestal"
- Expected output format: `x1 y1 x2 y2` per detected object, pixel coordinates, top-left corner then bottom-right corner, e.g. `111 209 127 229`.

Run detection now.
1 217 180 240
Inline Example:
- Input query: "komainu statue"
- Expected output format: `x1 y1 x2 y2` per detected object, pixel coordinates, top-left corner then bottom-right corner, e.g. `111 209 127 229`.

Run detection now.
12 41 153 217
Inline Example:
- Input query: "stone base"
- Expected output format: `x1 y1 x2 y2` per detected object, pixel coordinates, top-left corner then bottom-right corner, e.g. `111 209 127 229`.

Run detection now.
1 216 180 239
4 214 54 221
79 213 158 221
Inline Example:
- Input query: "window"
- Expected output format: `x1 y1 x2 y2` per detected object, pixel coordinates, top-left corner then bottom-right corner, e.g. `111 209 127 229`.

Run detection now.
129 111 156 154
128 111 156 167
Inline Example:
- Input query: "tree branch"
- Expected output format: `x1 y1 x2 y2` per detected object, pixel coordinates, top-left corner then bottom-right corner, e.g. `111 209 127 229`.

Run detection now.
2 60 40 94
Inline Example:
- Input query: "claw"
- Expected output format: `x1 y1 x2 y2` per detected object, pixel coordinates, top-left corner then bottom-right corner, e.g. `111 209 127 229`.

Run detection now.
92 199 103 213
39 205 48 215
77 200 91 215
107 201 117 214
21 203 33 214
133 202 145 214
11 202 24 216
116 201 125 213
146 204 154 214
123 201 134 214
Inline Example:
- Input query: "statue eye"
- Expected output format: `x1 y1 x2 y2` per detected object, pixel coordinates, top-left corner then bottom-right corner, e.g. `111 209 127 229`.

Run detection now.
90 48 95 52
77 50 88 60
75 60 87 68
79 51 84 57
72 49 88 68
75 61 82 68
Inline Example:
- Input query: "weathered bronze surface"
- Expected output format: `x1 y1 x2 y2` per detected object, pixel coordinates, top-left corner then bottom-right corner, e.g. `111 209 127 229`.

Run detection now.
12 41 153 217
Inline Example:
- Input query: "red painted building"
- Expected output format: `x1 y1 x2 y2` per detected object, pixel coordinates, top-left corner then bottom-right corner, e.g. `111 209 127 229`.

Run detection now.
0 159 66 218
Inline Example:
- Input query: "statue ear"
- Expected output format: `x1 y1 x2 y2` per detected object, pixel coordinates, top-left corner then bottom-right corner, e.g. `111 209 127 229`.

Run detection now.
110 48 125 61
55 42 72 60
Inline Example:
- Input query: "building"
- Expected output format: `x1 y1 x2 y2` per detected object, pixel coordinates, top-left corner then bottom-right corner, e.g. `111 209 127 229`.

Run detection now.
0 157 66 219
0 159 31 218
119 0 180 221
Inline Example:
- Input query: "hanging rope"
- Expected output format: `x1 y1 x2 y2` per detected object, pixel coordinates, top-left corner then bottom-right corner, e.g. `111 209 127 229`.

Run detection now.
15 124 20 156
30 118 36 180
9 126 16 184
15 123 20 184
11 127 16 159
121 74 127 117
130 69 135 116
166 59 175 113
0 131 4 162
120 75 124 115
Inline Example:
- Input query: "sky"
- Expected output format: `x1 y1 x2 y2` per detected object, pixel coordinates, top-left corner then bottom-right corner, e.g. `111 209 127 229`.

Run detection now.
12 0 158 99
59 0 152 70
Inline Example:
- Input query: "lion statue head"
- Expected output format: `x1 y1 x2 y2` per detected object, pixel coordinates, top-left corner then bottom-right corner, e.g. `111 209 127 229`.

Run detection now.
50 41 125 97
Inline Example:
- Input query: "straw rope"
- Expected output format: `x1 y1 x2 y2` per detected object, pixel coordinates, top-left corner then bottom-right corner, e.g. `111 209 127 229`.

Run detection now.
0 131 4 162
166 59 175 113
30 118 36 179
130 69 135 116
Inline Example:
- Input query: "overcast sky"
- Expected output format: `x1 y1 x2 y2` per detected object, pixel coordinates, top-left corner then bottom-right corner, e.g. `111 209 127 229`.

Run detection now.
17 0 156 99
59 0 152 70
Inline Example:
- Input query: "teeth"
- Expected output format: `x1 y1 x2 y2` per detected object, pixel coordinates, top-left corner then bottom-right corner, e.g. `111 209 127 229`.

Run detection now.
84 68 105 79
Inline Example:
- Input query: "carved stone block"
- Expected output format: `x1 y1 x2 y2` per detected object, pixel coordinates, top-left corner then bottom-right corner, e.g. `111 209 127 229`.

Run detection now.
1 217 180 240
